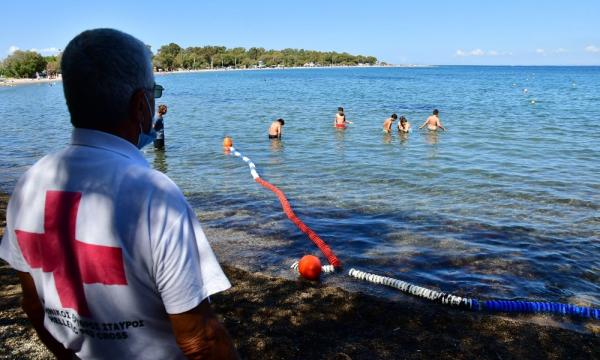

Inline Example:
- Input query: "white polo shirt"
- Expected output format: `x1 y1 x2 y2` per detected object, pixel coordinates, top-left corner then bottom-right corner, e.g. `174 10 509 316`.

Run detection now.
0 128 231 359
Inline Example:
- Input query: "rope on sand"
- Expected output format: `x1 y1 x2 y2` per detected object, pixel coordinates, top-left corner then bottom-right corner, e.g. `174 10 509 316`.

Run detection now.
228 146 341 268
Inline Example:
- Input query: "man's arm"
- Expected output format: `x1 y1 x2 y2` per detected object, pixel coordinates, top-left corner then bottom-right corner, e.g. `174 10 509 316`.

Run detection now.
169 300 238 359
419 118 429 129
17 272 75 360
437 119 446 131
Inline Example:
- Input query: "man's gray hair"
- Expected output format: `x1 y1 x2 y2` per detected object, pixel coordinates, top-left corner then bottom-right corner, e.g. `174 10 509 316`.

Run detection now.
61 28 154 129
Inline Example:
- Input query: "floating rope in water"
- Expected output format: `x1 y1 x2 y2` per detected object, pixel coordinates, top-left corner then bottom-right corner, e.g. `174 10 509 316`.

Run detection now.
349 268 600 319
228 146 341 268
349 268 477 310
482 300 600 319
226 144 599 320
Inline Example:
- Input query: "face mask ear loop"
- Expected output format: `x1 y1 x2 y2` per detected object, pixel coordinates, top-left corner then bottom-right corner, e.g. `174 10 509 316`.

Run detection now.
143 92 154 133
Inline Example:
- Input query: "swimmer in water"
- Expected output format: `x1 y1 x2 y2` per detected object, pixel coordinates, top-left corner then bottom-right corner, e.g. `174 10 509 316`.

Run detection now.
382 113 397 133
334 107 352 128
397 115 411 133
268 118 285 139
419 109 445 131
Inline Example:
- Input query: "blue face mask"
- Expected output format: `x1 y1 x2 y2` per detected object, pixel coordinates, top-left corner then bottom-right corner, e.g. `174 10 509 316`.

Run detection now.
137 94 157 149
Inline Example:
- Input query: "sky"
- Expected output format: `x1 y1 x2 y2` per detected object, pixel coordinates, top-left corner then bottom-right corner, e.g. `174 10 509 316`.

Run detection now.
1 0 599 65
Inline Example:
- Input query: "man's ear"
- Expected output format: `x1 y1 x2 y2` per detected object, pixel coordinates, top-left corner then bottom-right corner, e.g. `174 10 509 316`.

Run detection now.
129 89 147 127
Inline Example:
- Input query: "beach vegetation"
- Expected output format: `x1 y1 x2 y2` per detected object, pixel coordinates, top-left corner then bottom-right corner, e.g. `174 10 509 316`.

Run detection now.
151 43 377 71
45 54 61 78
1 50 47 78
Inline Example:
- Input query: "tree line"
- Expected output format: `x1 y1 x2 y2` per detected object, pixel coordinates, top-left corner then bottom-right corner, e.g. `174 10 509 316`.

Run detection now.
0 51 61 79
152 43 378 71
0 44 378 78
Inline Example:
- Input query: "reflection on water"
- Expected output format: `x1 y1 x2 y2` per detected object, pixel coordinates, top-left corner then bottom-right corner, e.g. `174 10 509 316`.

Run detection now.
269 138 283 152
153 149 168 173
398 132 410 146
424 130 439 158
334 127 346 147
425 130 439 145
382 132 392 144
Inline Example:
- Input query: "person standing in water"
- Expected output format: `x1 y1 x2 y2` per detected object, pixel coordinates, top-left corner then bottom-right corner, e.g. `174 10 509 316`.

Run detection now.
398 115 411 133
268 118 285 139
382 113 398 133
153 104 167 149
419 109 445 131
334 107 352 128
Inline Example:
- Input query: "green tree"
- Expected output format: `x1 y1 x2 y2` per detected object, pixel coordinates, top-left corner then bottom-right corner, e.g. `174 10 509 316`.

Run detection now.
44 53 62 77
151 42 378 70
154 43 182 71
2 50 47 78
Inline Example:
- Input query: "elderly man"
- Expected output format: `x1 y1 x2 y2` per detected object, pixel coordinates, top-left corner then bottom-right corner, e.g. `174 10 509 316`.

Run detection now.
0 29 237 359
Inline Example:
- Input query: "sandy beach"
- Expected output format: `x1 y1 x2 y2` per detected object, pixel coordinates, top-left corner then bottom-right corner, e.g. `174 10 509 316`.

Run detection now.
0 192 598 359
0 77 62 87
0 64 433 88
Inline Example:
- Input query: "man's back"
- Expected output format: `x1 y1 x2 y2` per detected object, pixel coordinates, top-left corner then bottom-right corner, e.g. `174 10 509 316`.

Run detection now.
1 129 230 358
268 121 281 135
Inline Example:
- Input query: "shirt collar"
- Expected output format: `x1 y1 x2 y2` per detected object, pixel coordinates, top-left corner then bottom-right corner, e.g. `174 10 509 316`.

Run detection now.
70 128 149 166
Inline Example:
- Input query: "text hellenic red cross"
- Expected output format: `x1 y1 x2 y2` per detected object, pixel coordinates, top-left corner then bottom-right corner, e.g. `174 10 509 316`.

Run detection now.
15 191 127 317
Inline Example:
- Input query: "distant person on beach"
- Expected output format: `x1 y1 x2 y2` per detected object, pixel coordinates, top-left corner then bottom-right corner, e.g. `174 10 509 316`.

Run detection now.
398 116 411 133
268 118 285 139
153 104 167 149
0 29 236 359
419 109 445 131
383 113 398 133
334 106 352 128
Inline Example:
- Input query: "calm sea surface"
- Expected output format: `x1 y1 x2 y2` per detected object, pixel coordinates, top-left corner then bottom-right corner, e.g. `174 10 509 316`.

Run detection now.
1 66 599 307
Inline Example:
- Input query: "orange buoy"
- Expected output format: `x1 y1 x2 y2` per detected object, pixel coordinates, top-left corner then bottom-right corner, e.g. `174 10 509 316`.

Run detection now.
298 255 322 281
223 136 233 148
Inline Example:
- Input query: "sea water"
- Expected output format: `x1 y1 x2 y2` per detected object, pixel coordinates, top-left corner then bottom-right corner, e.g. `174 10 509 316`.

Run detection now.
1 66 598 307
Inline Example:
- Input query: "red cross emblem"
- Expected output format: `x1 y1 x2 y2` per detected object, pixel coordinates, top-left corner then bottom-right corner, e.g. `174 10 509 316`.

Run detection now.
15 191 127 317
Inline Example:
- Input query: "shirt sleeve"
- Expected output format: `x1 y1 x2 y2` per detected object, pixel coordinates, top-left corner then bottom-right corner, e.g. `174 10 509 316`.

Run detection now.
0 197 30 272
152 203 231 315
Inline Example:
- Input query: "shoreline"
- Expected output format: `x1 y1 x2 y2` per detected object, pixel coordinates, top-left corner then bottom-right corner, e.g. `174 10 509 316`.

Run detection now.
0 64 433 88
0 77 62 87
1 192 599 359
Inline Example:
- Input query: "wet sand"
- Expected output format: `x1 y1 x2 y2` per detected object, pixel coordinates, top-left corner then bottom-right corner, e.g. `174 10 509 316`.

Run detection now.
1 192 599 359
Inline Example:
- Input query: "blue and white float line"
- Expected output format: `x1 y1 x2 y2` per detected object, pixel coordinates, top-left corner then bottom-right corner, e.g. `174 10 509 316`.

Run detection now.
348 268 600 319
229 146 260 180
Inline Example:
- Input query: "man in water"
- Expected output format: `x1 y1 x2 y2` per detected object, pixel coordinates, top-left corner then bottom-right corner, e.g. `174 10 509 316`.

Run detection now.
0 29 237 359
334 106 352 128
382 113 398 133
419 109 446 131
268 118 285 139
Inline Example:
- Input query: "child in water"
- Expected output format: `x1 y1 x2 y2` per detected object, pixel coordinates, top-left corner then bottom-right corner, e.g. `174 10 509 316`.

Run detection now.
397 116 411 133
268 118 285 139
382 113 398 133
334 107 352 128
